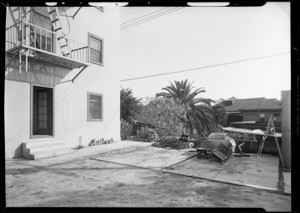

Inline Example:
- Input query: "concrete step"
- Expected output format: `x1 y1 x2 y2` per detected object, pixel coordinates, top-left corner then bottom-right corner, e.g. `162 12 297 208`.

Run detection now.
22 140 74 160
25 139 65 149
29 143 70 153
33 148 74 160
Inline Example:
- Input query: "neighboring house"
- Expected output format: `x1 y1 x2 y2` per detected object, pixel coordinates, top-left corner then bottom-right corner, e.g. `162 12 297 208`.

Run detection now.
224 97 282 125
224 97 282 154
5 7 121 159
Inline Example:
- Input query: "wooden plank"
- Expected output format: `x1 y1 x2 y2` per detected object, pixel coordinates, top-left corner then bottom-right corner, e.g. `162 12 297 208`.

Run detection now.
222 127 282 137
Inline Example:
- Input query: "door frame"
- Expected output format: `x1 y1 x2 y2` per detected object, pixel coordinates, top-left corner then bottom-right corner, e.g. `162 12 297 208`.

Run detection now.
30 84 55 139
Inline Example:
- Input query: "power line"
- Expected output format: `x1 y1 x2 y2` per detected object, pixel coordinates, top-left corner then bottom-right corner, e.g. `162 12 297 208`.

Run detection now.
120 52 290 82
121 7 169 25
122 7 183 30
121 7 177 28
121 7 184 30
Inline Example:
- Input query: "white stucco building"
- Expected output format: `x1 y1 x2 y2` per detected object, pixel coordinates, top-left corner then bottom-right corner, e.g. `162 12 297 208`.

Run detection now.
5 6 121 159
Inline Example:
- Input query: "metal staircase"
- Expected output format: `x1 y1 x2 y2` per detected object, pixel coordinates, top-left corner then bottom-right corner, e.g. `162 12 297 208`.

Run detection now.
46 7 71 57
6 6 89 84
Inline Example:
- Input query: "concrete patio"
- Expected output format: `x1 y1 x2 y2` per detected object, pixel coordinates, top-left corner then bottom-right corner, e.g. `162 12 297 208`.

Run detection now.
5 140 291 210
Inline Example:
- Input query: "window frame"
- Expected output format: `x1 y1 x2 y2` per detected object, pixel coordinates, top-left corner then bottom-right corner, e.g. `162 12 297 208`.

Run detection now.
88 32 104 66
87 92 103 122
30 84 55 139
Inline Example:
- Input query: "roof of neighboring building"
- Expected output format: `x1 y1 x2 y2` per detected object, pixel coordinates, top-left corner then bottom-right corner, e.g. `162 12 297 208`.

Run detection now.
225 97 281 112
227 96 238 101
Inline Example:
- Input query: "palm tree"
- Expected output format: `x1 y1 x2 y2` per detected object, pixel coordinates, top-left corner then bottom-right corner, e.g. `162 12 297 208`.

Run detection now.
156 79 218 136
212 100 227 126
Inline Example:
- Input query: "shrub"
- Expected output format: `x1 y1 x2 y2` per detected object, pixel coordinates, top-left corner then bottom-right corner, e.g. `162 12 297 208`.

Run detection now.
136 127 156 141
134 97 186 137
121 119 133 140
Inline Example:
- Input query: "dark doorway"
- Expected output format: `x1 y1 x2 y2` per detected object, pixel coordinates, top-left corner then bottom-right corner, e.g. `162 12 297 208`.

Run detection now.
32 86 53 136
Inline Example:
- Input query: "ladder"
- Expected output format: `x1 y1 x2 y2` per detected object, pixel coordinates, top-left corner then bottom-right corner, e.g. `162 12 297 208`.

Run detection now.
46 7 70 57
256 114 285 169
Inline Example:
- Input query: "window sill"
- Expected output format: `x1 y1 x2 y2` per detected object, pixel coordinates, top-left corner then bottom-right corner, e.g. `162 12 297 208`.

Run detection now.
87 119 103 122
31 135 54 139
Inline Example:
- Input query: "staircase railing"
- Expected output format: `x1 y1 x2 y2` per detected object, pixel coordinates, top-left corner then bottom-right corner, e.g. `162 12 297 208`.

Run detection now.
6 20 89 64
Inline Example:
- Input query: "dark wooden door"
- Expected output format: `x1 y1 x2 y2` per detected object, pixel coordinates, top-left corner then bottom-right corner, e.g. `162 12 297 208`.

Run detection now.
33 86 53 135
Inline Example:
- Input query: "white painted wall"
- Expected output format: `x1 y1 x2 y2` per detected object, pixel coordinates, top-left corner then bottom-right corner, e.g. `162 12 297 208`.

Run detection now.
63 7 121 147
5 81 30 158
5 7 121 159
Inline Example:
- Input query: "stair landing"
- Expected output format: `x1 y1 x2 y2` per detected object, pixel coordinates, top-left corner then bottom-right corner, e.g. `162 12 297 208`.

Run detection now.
22 139 74 160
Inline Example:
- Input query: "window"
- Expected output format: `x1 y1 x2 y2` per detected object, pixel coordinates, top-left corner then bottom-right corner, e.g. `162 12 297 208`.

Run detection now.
259 113 265 122
88 33 103 65
273 112 280 116
30 7 54 52
88 92 102 121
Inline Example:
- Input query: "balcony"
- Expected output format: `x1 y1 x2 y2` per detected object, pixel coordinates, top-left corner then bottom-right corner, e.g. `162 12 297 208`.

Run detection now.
6 21 89 70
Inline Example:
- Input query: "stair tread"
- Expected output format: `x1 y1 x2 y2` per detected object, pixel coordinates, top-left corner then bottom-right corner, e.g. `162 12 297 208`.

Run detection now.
25 140 65 147
49 10 56 14
52 18 59 23
29 144 71 153
32 149 74 159
54 27 62 32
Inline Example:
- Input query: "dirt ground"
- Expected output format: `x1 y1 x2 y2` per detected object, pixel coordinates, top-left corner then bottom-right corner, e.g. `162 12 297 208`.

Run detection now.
5 147 291 210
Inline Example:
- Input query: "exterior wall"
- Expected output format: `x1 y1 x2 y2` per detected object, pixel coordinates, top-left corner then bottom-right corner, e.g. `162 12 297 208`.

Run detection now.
5 7 121 159
242 110 281 122
5 81 31 158
55 7 121 147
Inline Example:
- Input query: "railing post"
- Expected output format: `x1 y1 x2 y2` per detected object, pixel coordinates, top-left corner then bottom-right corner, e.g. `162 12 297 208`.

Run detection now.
19 49 22 74
25 49 28 72
33 26 35 48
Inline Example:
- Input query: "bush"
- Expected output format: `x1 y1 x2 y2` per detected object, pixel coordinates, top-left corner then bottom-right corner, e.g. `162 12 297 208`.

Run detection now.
121 119 133 140
153 136 187 149
136 127 156 141
153 136 208 149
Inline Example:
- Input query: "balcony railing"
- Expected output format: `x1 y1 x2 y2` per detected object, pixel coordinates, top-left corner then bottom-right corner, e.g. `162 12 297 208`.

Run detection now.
6 21 89 64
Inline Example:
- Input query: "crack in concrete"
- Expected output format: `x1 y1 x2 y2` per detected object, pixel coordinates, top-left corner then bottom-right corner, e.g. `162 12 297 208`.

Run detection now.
89 157 291 196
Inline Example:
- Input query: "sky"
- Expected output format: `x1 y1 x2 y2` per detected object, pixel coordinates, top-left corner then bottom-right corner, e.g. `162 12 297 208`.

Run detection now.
120 2 290 103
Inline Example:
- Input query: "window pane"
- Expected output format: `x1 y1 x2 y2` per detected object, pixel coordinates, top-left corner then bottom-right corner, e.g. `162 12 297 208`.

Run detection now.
90 49 101 63
90 37 101 50
32 12 52 31
89 94 102 120
38 99 43 107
